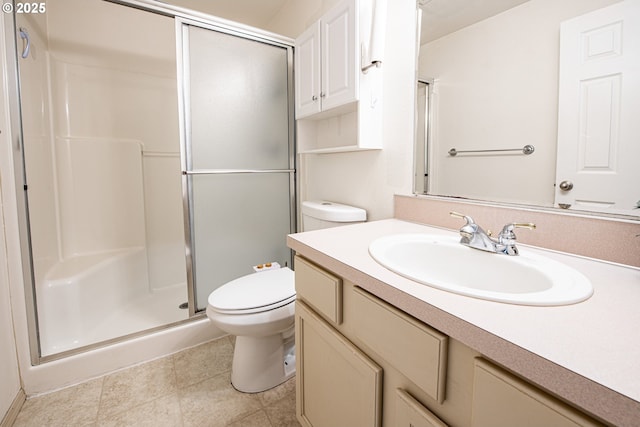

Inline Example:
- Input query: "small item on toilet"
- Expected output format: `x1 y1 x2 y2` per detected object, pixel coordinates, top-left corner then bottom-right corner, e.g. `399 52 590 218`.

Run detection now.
253 262 281 272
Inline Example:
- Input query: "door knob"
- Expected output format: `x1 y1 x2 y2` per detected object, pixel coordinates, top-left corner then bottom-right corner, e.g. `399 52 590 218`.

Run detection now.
559 180 573 191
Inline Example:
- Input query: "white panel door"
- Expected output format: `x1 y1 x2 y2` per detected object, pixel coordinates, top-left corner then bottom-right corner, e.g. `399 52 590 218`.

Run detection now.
555 0 640 214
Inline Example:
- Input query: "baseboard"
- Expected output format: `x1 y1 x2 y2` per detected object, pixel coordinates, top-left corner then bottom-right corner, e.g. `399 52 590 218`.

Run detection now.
0 389 25 427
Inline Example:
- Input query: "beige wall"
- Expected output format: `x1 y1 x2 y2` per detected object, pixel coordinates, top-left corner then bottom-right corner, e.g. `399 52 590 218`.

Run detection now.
169 0 337 39
265 0 339 38
419 0 620 207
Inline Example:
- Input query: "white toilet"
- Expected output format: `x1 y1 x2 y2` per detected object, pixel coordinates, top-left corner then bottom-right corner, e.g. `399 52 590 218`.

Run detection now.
206 200 366 393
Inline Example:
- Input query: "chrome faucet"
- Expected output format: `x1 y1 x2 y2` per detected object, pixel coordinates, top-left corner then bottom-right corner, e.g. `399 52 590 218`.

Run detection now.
450 212 536 256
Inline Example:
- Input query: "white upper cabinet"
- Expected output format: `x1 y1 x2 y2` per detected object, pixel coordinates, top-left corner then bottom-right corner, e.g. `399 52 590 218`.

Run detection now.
294 0 384 153
295 0 358 119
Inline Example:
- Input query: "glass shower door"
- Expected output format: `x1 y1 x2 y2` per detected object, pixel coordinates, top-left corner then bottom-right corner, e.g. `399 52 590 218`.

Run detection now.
179 22 295 312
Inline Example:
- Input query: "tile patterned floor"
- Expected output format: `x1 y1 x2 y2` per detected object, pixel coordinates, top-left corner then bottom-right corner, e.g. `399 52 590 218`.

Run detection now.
12 337 301 427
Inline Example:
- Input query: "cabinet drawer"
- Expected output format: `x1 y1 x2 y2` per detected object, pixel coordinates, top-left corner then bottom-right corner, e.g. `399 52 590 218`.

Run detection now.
471 358 603 427
396 389 448 427
351 286 448 403
295 255 343 325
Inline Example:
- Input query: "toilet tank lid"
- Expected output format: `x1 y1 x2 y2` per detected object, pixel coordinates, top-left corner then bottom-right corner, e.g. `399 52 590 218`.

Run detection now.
302 201 367 222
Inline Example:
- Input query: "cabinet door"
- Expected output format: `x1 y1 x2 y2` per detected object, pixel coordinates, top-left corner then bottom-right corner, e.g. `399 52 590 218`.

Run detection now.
296 300 382 427
471 359 603 427
321 0 358 111
295 22 322 118
396 389 448 427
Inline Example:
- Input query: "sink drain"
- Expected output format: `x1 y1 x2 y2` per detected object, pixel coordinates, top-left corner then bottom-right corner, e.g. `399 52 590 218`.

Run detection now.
179 302 188 310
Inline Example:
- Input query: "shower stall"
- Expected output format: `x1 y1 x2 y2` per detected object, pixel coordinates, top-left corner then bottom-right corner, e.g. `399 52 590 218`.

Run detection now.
9 0 294 361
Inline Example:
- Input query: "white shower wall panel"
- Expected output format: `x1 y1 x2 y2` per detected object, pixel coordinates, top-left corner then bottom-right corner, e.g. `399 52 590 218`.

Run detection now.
55 137 146 257
48 34 184 288
51 60 179 151
142 154 187 291
47 0 176 78
39 247 150 355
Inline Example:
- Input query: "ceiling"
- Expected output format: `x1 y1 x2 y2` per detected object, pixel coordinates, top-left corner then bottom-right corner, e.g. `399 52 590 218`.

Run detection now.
165 0 289 28
419 0 529 44
167 0 529 46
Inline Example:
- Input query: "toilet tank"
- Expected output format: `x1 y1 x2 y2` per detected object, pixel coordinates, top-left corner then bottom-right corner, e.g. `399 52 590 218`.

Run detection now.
301 201 367 231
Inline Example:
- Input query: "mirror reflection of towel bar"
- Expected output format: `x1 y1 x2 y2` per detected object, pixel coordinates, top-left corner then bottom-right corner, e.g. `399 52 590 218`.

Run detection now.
448 144 535 156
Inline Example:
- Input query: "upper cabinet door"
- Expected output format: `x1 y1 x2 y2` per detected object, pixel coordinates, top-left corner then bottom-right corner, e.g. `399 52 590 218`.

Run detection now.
295 0 358 119
321 0 358 112
295 22 322 118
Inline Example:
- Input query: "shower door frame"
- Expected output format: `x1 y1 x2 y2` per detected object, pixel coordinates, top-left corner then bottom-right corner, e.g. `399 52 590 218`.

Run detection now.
3 9 41 366
5 0 295 365
174 17 296 316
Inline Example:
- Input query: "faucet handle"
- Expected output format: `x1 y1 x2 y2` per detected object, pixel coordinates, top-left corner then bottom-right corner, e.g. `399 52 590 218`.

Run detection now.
450 212 479 242
502 222 536 233
498 222 536 241
498 222 536 255
449 211 475 224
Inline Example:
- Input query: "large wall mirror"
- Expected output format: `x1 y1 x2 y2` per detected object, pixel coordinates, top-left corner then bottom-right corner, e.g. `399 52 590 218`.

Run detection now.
415 0 640 218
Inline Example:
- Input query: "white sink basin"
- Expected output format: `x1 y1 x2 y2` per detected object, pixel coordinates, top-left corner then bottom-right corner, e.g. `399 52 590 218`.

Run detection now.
368 233 593 306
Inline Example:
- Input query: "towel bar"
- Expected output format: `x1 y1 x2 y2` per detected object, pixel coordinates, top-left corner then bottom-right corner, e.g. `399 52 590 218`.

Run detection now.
448 144 535 156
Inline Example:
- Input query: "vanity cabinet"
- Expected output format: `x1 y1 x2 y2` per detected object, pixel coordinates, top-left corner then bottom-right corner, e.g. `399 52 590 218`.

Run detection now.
294 254 606 427
295 255 454 427
294 0 357 119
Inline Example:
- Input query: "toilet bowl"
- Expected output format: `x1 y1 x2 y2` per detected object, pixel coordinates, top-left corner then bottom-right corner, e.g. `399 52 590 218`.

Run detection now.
206 267 296 393
206 200 366 393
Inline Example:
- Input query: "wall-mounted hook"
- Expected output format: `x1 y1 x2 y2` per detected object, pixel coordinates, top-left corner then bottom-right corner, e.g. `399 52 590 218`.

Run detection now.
19 27 30 59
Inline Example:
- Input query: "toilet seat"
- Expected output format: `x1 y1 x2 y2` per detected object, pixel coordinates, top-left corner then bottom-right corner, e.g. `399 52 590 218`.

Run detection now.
207 267 295 315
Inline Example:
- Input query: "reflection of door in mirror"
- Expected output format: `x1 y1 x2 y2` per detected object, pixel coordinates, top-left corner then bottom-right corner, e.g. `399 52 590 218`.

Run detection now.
414 80 432 194
555 0 640 216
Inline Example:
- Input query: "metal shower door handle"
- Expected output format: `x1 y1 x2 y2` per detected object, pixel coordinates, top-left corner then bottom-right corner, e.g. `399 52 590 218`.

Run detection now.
19 28 30 59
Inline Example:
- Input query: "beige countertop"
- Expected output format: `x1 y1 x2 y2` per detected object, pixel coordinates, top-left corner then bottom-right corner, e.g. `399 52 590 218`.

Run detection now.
287 219 640 427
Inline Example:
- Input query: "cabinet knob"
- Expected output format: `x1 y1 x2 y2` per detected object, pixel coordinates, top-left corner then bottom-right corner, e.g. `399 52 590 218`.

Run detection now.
311 95 318 101
320 92 326 98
